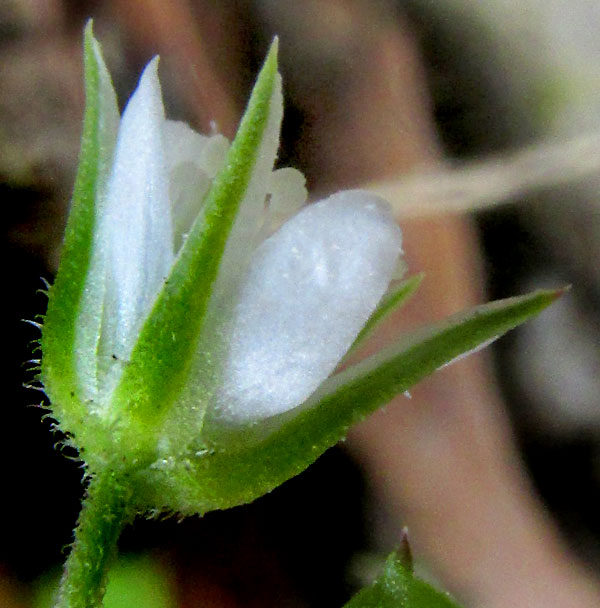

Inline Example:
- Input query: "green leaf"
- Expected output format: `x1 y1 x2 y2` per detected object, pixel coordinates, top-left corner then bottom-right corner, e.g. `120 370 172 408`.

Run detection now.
108 40 281 461
41 22 119 436
132 288 561 514
346 274 423 356
343 552 460 608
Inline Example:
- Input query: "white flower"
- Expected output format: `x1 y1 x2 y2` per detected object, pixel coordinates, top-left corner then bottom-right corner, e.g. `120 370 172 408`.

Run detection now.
73 48 402 431
42 27 554 514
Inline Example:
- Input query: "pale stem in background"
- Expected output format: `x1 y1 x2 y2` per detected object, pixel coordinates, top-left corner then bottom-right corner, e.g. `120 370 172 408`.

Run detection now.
367 130 600 219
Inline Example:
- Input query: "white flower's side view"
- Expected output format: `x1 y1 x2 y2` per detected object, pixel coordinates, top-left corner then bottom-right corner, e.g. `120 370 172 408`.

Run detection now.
78 48 402 427
39 22 559 608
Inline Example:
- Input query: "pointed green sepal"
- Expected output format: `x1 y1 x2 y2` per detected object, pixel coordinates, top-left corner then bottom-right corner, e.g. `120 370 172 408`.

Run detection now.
347 274 424 356
41 21 119 437
343 552 460 608
108 39 281 459
131 288 561 514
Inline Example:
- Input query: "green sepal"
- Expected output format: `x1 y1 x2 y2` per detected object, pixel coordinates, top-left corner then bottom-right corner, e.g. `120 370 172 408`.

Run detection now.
105 39 280 462
347 274 424 356
41 22 118 441
343 552 460 608
131 288 560 514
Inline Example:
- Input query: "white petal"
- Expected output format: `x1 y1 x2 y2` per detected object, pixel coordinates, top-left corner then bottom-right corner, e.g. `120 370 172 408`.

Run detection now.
168 161 211 250
163 120 228 177
202 133 230 178
213 190 402 423
162 120 229 249
163 120 209 171
95 58 174 397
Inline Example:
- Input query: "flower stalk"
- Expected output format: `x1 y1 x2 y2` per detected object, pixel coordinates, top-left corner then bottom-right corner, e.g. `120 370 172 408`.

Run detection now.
55 470 134 608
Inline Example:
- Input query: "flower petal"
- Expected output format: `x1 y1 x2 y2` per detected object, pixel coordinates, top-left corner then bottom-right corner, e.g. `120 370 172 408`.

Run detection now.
211 190 402 424
162 120 229 250
163 120 229 178
94 58 174 399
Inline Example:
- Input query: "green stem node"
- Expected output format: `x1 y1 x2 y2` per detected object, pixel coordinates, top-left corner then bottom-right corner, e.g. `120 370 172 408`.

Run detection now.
55 470 134 608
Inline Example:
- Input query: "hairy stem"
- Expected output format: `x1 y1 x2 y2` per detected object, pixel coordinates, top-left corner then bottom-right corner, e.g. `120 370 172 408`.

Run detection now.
55 469 134 608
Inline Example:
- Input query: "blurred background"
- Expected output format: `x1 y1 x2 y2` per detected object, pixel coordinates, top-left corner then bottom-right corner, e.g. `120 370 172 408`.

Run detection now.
2 1 600 606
